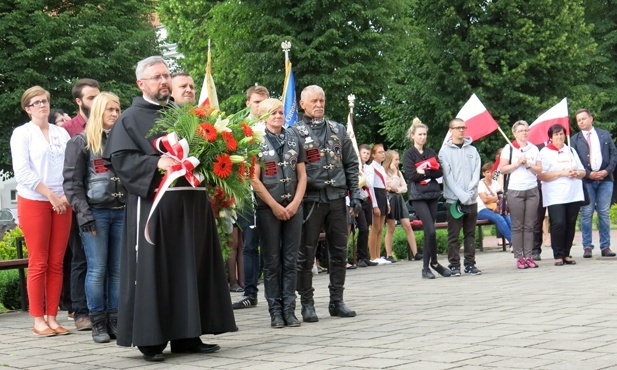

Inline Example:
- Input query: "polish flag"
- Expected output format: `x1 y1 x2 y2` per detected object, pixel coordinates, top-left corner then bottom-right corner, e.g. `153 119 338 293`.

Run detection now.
527 98 569 145
443 94 499 146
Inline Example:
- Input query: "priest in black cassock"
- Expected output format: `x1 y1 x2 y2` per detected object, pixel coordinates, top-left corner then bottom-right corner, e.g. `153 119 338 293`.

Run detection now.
103 56 237 362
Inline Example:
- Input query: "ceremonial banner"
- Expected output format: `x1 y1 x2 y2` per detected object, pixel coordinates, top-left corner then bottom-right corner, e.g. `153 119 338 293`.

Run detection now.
283 63 297 127
528 98 569 145
198 40 219 109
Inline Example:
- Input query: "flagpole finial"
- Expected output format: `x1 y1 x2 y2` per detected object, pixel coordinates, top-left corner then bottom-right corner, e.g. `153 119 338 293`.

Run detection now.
281 41 291 62
348 94 355 109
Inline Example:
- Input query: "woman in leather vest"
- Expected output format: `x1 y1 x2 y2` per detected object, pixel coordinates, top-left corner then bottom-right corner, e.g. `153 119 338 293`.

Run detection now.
63 92 126 343
252 98 307 328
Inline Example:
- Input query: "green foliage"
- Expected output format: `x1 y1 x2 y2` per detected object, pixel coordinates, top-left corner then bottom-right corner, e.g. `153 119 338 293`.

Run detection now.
0 0 161 172
157 0 409 146
0 227 26 260
0 269 24 310
379 0 597 162
611 203 617 224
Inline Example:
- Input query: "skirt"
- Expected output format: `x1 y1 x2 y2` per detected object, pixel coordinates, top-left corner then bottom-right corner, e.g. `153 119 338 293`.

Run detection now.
373 188 388 216
387 192 410 220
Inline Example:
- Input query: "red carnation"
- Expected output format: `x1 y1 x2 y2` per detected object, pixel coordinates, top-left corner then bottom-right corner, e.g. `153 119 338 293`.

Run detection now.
213 153 233 178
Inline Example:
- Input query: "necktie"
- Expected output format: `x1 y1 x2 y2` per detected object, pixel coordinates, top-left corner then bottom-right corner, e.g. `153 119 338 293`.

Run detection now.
586 131 592 165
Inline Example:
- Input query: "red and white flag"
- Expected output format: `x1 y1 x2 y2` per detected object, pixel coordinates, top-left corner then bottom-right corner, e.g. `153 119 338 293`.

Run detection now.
443 93 499 146
198 40 219 109
527 98 569 145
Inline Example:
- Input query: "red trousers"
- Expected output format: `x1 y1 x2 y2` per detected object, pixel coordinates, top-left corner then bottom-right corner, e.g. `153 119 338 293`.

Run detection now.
18 196 72 317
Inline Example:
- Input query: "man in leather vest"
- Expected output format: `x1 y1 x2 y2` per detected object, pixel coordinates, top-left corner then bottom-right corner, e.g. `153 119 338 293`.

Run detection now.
291 85 363 322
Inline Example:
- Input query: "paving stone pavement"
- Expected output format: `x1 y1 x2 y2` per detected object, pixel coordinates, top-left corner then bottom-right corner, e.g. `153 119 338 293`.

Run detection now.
1 231 616 369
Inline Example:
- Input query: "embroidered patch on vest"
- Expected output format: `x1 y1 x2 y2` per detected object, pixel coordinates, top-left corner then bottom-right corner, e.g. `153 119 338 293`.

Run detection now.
306 148 321 163
93 158 109 174
265 160 278 176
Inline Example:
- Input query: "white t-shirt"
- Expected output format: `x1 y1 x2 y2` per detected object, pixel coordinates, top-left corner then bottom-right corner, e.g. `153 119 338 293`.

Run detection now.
10 122 70 201
539 145 585 207
500 143 539 191
476 178 502 213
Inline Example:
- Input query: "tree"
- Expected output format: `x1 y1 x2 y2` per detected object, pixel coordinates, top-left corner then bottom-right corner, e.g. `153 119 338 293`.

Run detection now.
0 0 160 171
583 0 617 131
379 0 596 161
158 0 409 145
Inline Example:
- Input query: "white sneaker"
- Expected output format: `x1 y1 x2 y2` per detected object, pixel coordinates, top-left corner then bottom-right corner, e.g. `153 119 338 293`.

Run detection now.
380 257 392 264
312 265 318 275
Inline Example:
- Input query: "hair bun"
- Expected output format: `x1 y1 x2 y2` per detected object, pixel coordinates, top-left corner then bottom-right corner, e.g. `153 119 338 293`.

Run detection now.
412 117 422 126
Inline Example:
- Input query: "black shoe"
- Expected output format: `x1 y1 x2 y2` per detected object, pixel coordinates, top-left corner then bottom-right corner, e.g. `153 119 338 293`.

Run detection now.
170 343 221 354
414 253 423 261
232 295 257 309
601 248 616 257
583 247 592 258
284 312 301 327
328 301 356 317
271 313 285 328
422 267 435 279
143 353 165 362
449 265 461 277
531 253 541 261
357 259 368 267
431 263 451 277
301 304 319 322
385 256 397 263
364 259 378 266
464 264 482 275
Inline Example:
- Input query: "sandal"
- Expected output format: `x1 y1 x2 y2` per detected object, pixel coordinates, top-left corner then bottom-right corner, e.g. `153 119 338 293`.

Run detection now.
554 259 564 266
229 286 244 293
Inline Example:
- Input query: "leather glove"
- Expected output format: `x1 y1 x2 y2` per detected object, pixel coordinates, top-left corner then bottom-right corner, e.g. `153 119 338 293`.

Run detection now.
350 198 363 215
79 221 96 234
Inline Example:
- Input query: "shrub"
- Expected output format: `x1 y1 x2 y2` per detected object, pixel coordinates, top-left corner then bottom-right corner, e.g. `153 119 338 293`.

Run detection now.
0 227 26 260
0 270 24 310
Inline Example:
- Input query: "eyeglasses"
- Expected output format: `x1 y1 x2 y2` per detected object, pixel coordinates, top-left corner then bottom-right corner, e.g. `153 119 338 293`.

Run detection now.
516 129 530 133
141 73 171 82
451 126 467 131
27 99 49 108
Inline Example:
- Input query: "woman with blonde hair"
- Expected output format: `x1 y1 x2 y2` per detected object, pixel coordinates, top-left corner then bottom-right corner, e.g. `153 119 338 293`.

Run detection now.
64 92 126 342
11 86 72 336
403 118 451 279
252 98 307 328
383 150 422 261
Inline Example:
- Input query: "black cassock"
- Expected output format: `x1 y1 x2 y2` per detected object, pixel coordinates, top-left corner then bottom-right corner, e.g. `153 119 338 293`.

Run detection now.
103 97 237 347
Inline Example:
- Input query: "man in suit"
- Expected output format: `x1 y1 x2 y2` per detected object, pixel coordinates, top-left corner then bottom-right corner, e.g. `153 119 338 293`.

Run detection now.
571 109 617 258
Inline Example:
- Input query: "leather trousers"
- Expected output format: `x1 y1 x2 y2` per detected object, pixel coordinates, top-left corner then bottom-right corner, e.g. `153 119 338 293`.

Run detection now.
297 198 348 304
257 206 303 314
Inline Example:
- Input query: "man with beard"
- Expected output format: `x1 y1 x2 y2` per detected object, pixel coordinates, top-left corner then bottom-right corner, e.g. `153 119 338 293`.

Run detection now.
103 56 236 362
170 73 196 106
62 78 101 331
291 85 362 322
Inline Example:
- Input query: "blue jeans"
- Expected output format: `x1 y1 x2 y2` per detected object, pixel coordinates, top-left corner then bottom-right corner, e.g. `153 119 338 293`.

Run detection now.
477 208 512 244
580 180 613 250
80 208 123 313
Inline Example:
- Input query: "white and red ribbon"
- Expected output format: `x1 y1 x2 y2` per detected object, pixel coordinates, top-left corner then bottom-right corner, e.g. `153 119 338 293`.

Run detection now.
145 132 203 244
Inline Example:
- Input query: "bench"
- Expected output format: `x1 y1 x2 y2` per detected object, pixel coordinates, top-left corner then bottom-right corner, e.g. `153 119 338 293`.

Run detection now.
409 219 506 260
0 237 28 311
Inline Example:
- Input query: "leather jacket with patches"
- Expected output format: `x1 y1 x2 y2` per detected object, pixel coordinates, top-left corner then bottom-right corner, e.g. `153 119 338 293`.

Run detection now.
291 115 361 203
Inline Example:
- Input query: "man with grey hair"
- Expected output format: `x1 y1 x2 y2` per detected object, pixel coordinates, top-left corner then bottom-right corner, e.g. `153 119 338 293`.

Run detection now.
103 56 236 362
291 85 363 322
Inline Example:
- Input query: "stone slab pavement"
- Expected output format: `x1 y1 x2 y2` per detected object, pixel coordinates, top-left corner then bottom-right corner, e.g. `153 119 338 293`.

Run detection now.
0 230 616 369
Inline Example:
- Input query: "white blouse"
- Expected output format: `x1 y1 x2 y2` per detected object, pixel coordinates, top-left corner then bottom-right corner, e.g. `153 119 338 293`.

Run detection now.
11 122 70 201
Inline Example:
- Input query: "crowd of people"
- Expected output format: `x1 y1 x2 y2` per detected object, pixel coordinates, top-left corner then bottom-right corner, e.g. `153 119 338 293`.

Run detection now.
10 54 617 362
